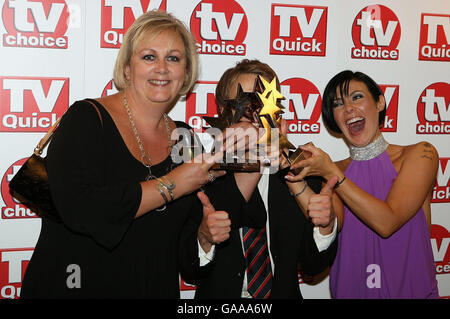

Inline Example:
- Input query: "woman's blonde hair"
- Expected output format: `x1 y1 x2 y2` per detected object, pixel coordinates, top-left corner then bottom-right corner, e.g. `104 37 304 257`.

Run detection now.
113 10 198 95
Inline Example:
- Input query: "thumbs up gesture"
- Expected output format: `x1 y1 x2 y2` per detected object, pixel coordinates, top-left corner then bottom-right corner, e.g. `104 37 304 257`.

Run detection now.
197 191 231 253
308 176 338 235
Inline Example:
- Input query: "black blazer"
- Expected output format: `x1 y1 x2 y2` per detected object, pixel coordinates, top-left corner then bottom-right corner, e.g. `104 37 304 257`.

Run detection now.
183 172 338 299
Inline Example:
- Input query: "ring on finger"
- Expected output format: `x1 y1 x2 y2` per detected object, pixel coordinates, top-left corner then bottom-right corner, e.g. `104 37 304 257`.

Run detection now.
208 172 216 183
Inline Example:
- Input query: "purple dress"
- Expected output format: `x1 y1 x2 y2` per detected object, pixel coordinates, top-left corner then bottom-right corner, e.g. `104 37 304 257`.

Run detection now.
329 151 439 298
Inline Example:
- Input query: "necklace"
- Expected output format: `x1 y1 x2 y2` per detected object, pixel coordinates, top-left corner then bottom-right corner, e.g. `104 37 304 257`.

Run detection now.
349 134 389 161
123 90 172 181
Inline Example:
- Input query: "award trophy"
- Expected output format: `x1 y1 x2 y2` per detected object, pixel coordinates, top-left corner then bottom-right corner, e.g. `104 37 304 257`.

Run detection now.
204 75 311 173
203 81 263 172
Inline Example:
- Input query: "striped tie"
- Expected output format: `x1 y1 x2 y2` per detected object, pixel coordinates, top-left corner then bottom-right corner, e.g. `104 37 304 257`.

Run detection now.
242 226 272 299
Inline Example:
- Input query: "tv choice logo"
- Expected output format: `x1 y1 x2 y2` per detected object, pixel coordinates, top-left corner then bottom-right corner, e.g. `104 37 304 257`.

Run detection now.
416 82 449 134
351 4 401 60
0 76 69 132
270 4 327 56
432 158 450 203
419 13 450 62
379 85 399 132
280 78 321 134
185 81 218 133
2 0 69 49
0 248 33 299
101 0 167 48
1 158 38 220
190 0 247 55
431 224 450 275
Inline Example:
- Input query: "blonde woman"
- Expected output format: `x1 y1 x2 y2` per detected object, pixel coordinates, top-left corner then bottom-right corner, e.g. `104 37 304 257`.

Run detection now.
21 11 225 298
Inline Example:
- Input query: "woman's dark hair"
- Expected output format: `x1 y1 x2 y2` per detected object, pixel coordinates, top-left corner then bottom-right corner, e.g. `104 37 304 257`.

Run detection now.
321 70 386 134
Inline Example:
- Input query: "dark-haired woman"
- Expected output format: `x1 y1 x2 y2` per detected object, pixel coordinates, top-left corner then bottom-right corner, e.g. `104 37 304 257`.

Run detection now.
288 70 439 298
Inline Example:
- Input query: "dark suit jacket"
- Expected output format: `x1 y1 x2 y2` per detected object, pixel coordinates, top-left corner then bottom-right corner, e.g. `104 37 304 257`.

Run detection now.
182 172 338 299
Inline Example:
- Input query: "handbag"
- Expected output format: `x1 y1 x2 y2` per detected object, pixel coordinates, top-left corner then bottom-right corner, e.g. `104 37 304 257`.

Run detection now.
8 118 62 223
8 99 102 224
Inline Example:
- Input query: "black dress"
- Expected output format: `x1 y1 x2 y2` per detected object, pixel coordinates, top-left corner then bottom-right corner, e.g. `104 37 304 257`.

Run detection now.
20 99 202 298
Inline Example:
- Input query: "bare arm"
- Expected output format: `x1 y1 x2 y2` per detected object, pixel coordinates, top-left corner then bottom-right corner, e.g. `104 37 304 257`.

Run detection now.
136 153 225 218
289 142 439 238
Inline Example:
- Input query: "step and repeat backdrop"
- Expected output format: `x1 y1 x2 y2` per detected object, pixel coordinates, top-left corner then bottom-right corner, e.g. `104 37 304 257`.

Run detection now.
0 0 448 299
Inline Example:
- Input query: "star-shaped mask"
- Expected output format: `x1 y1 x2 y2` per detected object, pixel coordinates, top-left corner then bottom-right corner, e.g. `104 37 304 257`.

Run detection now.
203 75 311 173
203 78 264 130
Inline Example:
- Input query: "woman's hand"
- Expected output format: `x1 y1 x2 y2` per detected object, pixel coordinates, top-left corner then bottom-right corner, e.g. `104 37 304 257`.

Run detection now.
285 144 340 182
136 152 225 218
167 152 226 197
223 120 260 162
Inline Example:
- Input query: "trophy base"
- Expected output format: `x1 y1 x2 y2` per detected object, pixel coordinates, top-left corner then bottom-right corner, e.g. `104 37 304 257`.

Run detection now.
287 142 313 175
210 161 261 172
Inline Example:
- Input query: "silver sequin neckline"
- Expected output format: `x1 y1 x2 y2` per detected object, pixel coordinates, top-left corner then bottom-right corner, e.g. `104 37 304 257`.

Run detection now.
349 134 389 161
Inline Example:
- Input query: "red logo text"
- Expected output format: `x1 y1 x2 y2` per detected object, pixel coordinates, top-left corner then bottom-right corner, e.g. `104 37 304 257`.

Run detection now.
270 4 327 56
0 76 69 132
2 0 69 49
416 82 450 134
101 0 166 48
351 5 401 60
190 0 247 55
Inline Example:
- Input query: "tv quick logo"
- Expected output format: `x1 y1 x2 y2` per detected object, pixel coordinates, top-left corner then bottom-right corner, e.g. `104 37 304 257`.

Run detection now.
351 5 401 60
379 85 399 132
431 224 450 275
0 248 33 299
432 158 450 203
416 82 450 134
1 158 38 220
101 0 167 48
190 0 247 55
270 4 327 56
0 76 68 132
419 13 450 62
2 0 69 49
185 81 218 133
280 78 321 134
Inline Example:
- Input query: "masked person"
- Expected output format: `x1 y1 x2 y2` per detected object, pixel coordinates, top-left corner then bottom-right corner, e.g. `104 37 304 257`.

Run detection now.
188 59 338 299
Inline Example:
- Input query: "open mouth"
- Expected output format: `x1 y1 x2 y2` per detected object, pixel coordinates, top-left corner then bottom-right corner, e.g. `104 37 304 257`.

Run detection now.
346 117 365 135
